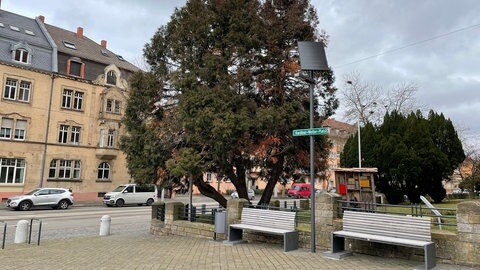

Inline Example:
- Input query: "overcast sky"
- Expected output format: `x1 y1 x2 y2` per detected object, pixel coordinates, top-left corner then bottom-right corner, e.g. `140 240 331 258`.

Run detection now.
4 0 480 146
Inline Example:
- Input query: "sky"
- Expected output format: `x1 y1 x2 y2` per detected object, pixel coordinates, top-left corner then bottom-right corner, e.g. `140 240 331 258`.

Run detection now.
3 0 480 147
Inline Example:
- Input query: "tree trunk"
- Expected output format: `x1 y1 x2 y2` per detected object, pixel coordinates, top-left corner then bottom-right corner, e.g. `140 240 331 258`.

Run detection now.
258 156 284 205
193 175 228 208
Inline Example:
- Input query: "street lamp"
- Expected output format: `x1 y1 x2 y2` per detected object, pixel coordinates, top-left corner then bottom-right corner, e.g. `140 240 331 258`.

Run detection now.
298 41 329 253
346 81 362 168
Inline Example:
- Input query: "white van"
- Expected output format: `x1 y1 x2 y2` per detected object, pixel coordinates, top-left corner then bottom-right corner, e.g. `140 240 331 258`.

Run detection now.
103 184 157 207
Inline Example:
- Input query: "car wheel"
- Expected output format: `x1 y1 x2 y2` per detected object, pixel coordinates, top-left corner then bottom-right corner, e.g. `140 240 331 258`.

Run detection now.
116 199 125 207
146 198 154 206
58 200 70 210
18 201 32 211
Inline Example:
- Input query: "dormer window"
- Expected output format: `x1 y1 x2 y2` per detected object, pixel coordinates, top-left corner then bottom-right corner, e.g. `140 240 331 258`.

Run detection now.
14 49 29 64
106 71 116 85
10 25 20 32
11 42 33 65
67 58 85 78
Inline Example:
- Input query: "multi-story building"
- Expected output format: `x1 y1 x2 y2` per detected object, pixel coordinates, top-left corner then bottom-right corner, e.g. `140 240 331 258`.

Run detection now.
0 10 138 202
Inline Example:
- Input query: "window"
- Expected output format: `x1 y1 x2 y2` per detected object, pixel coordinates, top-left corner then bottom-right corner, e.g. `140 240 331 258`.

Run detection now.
106 71 116 85
24 29 35 36
18 81 31 102
66 58 84 78
106 99 113 112
14 49 29 64
3 78 17 100
62 89 84 110
58 125 81 144
14 120 27 140
114 100 121 113
70 61 82 76
3 78 31 102
107 129 115 147
105 99 121 114
1 119 27 140
63 41 77 50
73 92 83 110
71 126 81 144
9 25 20 31
0 158 26 184
97 162 110 180
206 172 212 183
0 118 13 139
48 159 81 180
99 129 116 148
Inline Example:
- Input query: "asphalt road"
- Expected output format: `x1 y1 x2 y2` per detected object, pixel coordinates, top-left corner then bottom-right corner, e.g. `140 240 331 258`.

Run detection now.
0 205 152 244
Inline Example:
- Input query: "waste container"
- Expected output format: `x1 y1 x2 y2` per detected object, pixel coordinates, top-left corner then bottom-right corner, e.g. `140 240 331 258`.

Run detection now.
213 210 227 240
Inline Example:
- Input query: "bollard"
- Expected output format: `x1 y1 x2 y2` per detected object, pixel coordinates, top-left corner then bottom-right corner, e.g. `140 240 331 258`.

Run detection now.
99 215 111 236
14 220 29 244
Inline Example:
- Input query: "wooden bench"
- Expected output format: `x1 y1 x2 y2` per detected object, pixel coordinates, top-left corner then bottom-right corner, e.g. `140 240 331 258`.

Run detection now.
324 210 436 270
226 208 298 252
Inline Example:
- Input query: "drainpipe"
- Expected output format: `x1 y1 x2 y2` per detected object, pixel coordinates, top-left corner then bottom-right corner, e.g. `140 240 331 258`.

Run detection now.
39 74 55 187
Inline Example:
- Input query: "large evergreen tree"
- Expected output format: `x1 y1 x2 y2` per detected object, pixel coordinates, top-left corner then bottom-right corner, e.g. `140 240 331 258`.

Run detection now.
128 0 338 207
341 110 464 203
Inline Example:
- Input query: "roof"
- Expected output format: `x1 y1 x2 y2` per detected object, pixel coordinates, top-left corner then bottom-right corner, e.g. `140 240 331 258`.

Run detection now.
0 10 52 49
333 167 378 173
44 24 139 72
322 118 356 132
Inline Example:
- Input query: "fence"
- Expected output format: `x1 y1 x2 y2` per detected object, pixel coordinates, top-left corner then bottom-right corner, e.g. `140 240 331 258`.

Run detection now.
336 200 457 229
183 204 225 224
249 203 311 231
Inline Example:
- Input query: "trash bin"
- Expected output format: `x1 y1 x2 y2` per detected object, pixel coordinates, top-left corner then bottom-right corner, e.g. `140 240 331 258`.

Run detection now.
213 210 227 240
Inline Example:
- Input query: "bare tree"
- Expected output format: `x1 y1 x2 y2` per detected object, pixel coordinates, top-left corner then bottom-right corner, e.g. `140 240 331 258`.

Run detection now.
341 71 421 125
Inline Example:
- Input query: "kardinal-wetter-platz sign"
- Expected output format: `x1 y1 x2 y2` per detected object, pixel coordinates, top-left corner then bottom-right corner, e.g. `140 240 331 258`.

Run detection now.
292 128 328 137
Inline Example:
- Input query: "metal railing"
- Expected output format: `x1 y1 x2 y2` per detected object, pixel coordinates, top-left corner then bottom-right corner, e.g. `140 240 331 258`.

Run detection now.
156 205 165 221
28 218 42 245
184 204 225 224
336 200 457 229
249 204 311 230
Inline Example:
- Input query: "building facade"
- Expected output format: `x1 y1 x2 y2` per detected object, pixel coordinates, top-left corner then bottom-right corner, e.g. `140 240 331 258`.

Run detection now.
0 10 138 202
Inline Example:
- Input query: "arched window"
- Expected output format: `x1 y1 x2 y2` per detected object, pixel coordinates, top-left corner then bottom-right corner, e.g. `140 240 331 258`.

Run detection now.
106 71 117 85
98 162 110 180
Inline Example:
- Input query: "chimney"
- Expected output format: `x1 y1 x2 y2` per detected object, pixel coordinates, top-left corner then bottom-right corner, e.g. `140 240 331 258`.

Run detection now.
101 40 107 49
76 27 83 39
38 15 45 23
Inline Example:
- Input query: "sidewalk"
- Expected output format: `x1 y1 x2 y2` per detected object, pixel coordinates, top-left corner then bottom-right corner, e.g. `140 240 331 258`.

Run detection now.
0 231 472 270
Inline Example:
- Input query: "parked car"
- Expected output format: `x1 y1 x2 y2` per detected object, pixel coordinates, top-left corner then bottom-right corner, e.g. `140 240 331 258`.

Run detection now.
230 189 255 200
103 184 157 207
6 188 74 211
287 183 311 198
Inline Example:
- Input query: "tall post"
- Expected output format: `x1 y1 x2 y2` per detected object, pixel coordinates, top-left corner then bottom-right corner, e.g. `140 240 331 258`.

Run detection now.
298 41 329 254
358 119 362 168
309 70 316 253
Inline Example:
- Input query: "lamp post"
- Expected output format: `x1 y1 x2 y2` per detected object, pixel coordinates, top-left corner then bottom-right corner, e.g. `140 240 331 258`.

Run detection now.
346 80 362 168
298 41 329 253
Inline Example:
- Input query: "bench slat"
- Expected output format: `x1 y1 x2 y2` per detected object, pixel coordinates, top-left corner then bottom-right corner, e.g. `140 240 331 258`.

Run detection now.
342 211 432 242
240 208 296 231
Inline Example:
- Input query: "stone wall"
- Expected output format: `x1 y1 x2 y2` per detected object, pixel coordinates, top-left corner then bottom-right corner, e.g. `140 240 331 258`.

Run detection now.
150 196 480 268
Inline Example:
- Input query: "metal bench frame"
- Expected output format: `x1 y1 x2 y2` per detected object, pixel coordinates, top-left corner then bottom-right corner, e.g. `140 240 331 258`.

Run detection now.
324 210 436 270
226 208 298 252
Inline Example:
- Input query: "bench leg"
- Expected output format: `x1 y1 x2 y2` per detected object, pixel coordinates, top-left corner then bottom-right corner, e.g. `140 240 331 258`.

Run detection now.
332 234 345 253
284 231 299 252
228 227 243 242
424 243 436 270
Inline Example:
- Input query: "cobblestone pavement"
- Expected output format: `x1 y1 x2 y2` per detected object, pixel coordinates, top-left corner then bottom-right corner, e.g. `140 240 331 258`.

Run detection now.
0 231 474 270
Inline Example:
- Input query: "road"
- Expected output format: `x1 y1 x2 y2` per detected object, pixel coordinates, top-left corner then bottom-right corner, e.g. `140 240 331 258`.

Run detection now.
0 205 152 244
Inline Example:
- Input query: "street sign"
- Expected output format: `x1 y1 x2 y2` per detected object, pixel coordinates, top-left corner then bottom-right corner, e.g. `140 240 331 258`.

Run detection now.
292 128 328 137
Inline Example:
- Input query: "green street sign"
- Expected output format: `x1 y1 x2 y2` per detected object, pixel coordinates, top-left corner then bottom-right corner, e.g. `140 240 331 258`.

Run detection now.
292 128 328 137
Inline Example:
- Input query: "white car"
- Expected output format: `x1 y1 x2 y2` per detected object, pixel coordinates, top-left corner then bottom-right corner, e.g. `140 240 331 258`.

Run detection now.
230 189 255 200
6 188 74 211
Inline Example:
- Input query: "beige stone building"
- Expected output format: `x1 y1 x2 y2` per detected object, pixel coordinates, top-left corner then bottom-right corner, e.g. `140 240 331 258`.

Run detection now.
0 10 138 202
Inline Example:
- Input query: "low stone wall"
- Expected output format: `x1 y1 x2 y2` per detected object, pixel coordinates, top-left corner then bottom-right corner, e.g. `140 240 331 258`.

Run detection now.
150 195 480 268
